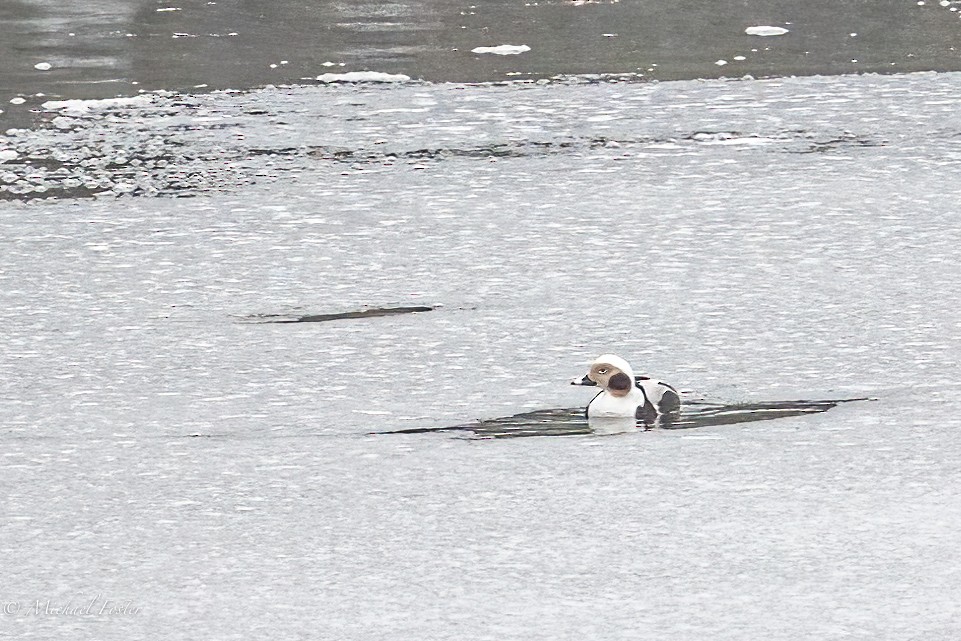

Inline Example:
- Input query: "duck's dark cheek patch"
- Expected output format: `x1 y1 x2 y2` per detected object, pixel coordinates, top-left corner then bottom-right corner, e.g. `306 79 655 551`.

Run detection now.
608 372 632 391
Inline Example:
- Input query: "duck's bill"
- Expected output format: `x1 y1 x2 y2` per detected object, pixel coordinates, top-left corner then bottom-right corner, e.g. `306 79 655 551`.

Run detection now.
570 375 597 386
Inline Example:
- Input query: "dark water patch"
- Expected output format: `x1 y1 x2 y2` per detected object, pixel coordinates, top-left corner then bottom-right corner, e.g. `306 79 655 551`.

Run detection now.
302 131 892 169
376 397 873 439
666 398 874 429
793 132 889 154
308 143 534 162
242 306 435 324
3 0 961 131
306 138 615 164
378 408 593 439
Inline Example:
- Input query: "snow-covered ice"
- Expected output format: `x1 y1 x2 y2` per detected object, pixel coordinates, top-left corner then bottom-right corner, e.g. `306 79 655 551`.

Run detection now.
3 71 961 639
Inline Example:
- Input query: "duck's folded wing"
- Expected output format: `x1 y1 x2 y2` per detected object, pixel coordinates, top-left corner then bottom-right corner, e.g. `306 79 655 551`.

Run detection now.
657 384 681 413
635 397 657 422
635 376 681 413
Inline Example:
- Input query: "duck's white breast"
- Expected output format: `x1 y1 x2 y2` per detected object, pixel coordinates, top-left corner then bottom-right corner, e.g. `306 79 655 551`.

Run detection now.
587 389 646 418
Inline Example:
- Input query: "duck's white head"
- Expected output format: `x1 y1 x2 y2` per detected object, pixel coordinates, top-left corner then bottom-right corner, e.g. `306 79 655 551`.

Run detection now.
571 354 636 398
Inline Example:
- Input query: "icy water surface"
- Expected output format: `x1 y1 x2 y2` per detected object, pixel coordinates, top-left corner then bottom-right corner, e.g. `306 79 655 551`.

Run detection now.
4 0 961 129
3 72 961 638
380 398 873 439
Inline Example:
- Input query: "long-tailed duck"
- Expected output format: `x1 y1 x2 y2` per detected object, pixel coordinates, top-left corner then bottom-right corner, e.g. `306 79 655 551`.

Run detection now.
571 354 680 421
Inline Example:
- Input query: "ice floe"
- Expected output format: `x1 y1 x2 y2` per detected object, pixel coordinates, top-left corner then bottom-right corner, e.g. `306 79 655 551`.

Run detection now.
471 44 531 55
41 95 155 116
315 71 411 83
745 26 790 36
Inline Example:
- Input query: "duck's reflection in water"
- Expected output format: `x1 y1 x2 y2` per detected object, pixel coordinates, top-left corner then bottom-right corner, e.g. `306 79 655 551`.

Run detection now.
375 398 872 439
585 416 642 436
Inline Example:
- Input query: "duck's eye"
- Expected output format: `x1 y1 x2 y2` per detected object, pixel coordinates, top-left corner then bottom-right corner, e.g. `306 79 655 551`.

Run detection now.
597 368 609 374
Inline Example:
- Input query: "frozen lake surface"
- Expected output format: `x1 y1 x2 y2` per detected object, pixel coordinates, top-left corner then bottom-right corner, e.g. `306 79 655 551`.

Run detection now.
3 71 961 638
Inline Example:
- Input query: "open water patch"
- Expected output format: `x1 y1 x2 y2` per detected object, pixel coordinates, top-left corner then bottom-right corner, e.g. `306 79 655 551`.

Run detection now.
376 398 874 439
241 305 435 324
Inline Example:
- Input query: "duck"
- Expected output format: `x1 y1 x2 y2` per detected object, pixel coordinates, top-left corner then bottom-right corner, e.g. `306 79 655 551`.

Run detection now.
571 354 680 421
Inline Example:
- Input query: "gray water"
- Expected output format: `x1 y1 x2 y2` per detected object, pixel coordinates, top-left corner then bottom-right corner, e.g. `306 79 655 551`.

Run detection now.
3 69 961 638
3 0 961 129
